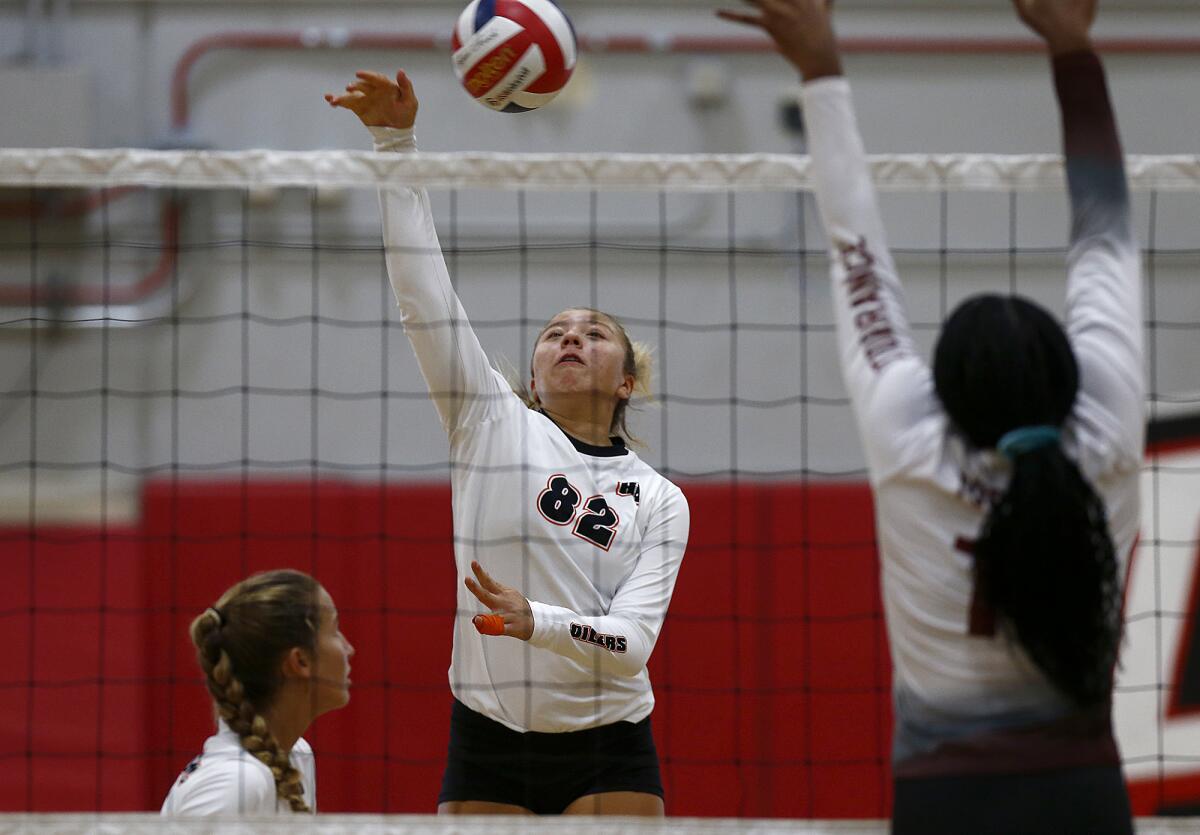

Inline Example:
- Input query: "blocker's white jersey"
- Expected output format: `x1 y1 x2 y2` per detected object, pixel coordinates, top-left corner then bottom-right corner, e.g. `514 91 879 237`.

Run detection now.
372 126 689 733
161 721 316 816
802 70 1142 763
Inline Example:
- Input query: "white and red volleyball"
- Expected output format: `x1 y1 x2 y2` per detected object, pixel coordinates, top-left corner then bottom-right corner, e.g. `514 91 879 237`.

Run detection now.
451 0 577 113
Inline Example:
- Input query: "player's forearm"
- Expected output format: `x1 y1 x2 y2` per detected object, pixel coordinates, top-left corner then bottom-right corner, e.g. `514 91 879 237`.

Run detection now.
1054 52 1139 333
376 185 463 333
802 78 882 245
802 78 915 387
525 531 685 676
1053 50 1131 246
374 128 505 431
1055 51 1143 459
373 127 455 320
526 601 657 677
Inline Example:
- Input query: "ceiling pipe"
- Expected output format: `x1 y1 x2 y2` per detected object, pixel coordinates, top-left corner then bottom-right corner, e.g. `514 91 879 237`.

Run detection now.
0 200 180 308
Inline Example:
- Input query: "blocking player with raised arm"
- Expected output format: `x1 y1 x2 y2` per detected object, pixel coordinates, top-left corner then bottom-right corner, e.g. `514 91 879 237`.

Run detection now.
721 1 1139 832
161 570 354 816
325 71 689 816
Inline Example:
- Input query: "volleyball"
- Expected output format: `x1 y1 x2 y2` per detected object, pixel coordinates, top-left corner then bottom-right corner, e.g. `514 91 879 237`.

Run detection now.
451 0 578 113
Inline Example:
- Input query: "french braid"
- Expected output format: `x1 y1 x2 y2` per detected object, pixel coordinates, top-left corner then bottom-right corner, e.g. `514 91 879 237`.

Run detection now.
190 571 320 813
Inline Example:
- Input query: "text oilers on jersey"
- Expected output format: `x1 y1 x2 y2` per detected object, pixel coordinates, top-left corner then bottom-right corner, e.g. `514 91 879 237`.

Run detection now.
451 0 577 113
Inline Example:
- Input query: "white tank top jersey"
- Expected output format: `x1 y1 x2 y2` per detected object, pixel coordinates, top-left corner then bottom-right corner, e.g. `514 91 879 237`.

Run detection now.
800 70 1142 763
160 721 316 816
371 126 690 734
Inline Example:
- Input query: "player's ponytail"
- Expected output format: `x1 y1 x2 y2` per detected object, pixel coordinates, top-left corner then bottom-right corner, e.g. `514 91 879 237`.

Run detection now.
190 570 321 813
613 330 654 446
933 294 1121 707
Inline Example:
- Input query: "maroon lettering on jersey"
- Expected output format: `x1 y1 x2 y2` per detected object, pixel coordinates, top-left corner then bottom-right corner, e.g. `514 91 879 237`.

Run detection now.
838 236 901 372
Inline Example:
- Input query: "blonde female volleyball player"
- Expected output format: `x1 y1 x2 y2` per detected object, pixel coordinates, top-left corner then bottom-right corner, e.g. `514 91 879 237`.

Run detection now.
161 570 354 816
325 72 689 816
721 0 1139 832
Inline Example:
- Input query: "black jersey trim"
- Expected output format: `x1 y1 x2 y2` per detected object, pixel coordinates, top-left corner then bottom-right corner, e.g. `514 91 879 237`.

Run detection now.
539 410 629 457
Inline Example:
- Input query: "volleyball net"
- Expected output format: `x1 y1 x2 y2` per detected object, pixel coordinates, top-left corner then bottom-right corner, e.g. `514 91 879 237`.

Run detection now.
0 148 1198 823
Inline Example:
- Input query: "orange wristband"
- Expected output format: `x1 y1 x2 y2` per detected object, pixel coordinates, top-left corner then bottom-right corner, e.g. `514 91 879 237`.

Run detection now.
473 614 505 636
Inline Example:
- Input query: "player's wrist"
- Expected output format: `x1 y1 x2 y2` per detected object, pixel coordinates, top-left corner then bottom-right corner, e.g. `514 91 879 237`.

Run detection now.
514 598 534 641
799 57 844 83
365 116 414 130
369 125 416 155
1044 33 1093 57
786 36 842 82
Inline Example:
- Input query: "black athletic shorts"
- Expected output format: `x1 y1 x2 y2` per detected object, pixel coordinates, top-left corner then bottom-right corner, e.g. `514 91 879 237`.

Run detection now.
438 698 664 814
892 765 1134 835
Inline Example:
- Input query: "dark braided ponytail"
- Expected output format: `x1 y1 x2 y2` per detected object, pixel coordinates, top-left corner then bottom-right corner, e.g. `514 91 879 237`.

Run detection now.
934 294 1121 707
190 570 320 813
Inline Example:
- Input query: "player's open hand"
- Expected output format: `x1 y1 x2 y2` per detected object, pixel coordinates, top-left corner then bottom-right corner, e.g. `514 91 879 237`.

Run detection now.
1012 0 1096 55
464 561 534 641
324 69 418 130
716 0 841 81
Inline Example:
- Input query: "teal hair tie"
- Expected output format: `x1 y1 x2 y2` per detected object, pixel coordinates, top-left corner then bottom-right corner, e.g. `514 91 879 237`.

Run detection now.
997 425 1061 459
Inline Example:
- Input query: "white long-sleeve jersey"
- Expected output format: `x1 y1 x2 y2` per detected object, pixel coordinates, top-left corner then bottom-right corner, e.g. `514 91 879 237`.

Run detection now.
372 127 689 734
802 64 1142 764
160 721 316 816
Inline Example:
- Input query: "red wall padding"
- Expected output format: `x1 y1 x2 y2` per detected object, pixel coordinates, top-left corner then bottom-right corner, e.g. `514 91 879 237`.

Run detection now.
1 478 891 815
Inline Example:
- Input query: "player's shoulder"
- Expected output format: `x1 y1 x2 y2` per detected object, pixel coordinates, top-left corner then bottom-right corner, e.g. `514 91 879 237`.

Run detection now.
625 456 688 507
657 473 688 507
162 746 276 815
290 737 315 772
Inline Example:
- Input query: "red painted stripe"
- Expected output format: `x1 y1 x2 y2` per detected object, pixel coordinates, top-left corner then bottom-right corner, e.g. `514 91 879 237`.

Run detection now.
461 29 533 98
494 0 571 94
1128 770 1200 815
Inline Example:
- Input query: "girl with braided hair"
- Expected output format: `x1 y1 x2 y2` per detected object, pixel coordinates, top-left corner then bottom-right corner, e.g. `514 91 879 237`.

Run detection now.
161 570 354 816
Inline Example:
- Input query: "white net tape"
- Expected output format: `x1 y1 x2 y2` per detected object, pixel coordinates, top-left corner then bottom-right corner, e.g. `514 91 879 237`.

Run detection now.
1 148 1198 192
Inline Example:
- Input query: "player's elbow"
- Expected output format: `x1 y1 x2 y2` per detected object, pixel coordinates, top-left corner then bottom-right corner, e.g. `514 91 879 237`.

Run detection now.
601 622 657 677
606 651 648 678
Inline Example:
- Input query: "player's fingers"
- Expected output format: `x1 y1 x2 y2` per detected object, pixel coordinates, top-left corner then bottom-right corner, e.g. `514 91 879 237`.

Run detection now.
470 560 506 595
472 613 506 636
346 78 376 95
355 69 393 86
715 9 765 26
395 69 414 95
324 92 362 110
463 575 499 609
335 97 371 114
715 9 763 24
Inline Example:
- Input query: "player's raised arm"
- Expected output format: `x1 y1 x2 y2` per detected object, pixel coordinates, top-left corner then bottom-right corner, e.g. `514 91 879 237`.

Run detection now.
1015 0 1144 459
719 1 929 482
326 70 513 435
